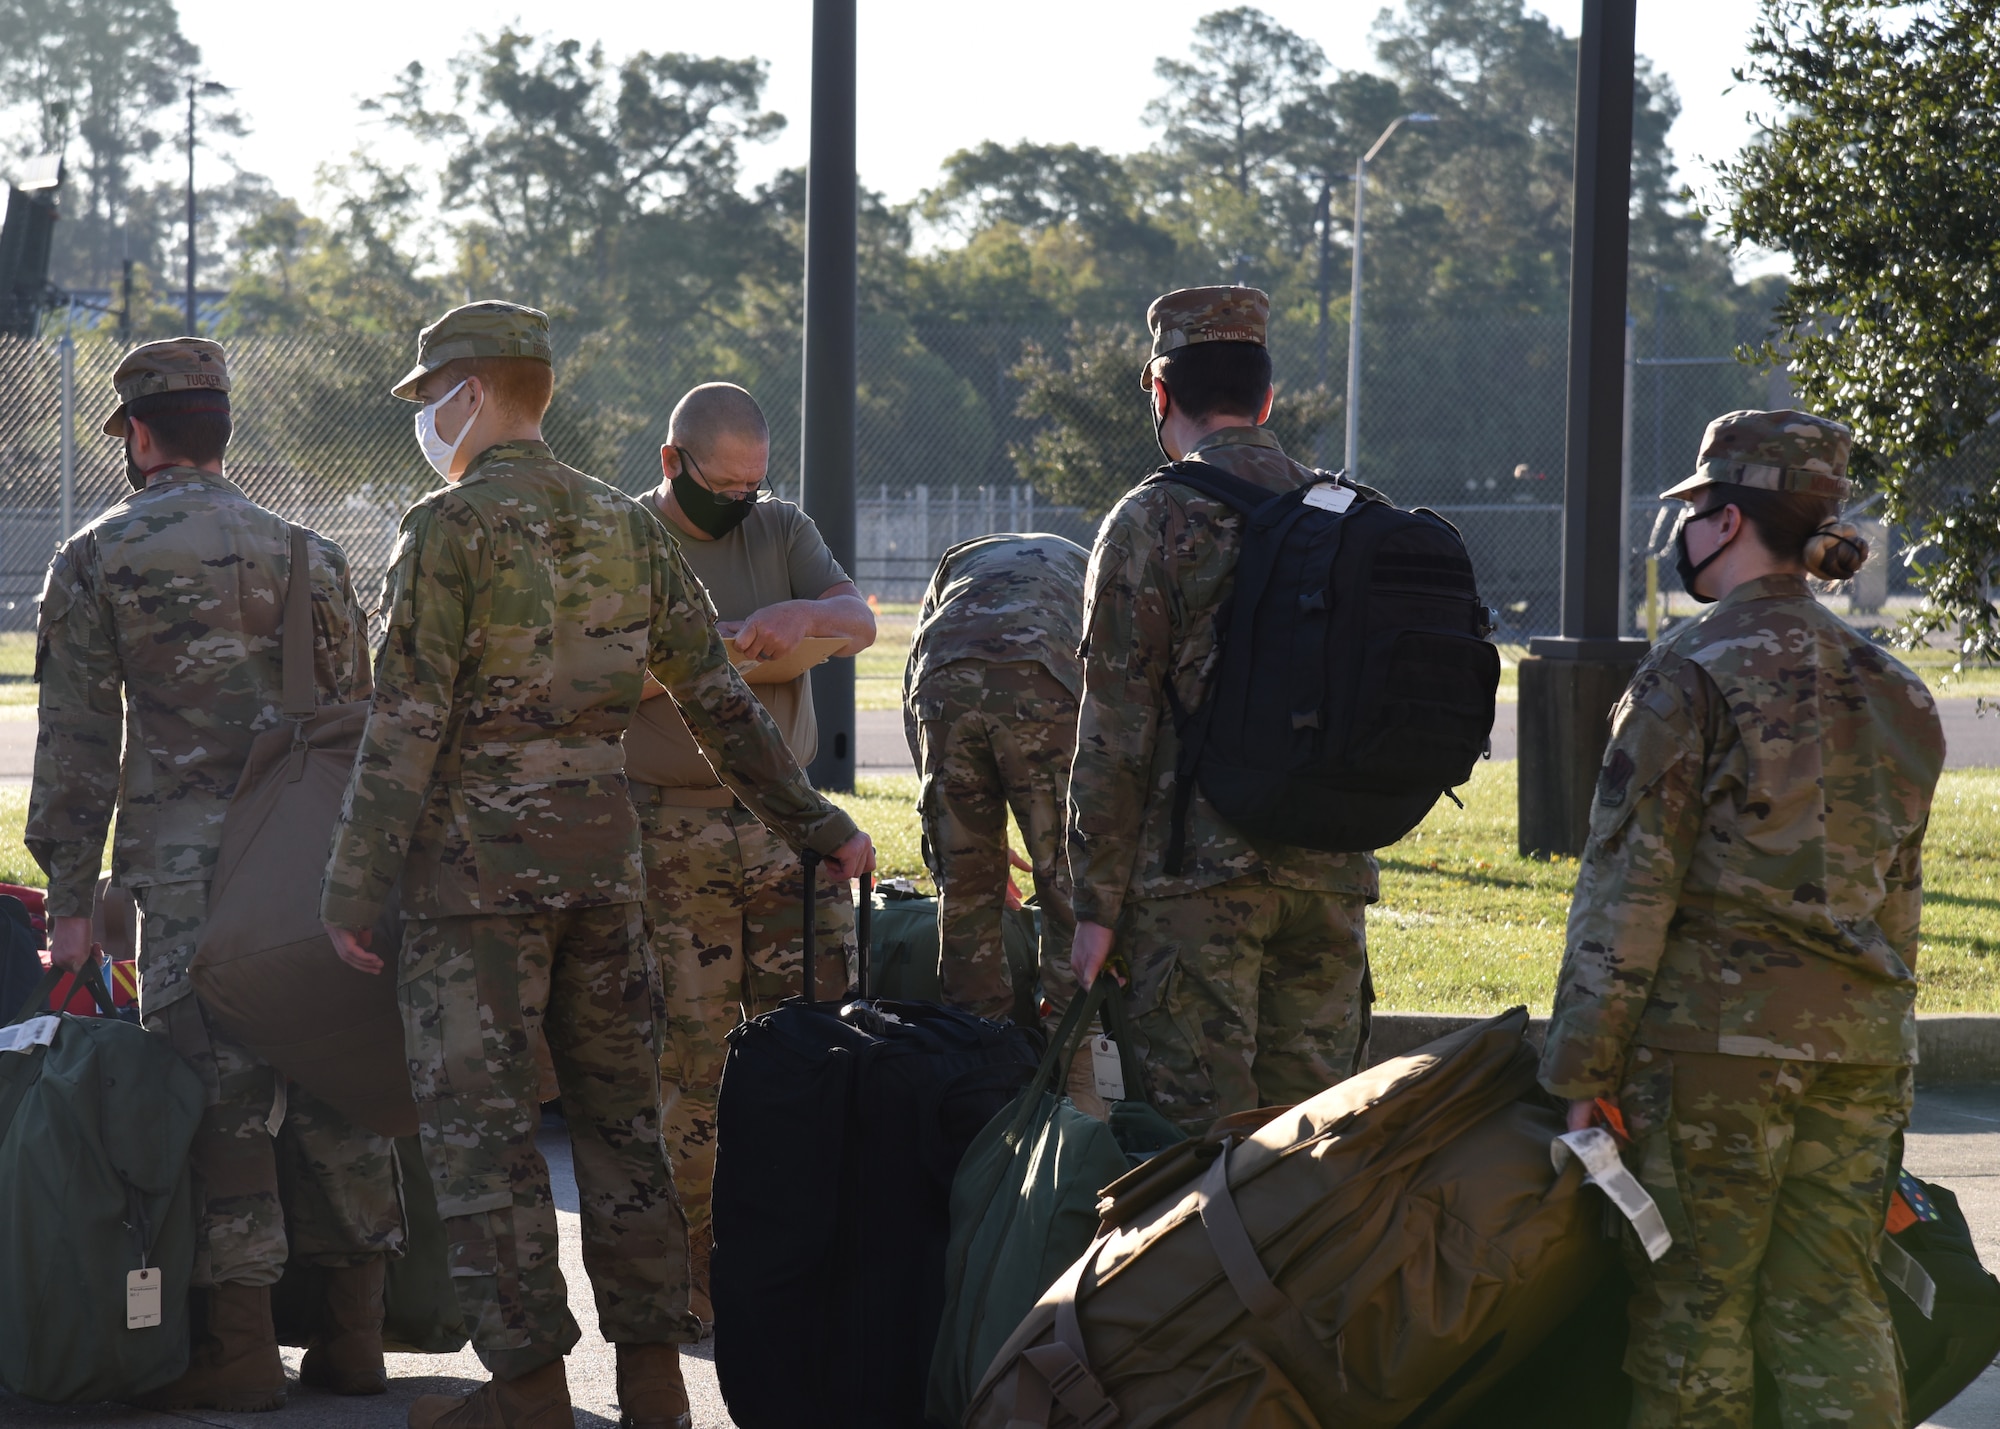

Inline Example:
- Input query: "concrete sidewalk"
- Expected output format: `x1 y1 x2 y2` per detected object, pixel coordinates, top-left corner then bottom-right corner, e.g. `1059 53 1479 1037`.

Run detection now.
5 1087 1996 1429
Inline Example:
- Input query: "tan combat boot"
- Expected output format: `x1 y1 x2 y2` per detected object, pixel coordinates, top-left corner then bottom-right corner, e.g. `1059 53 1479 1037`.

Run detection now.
614 1343 691 1429
299 1257 389 1395
133 1281 288 1412
407 1358 572 1429
686 1223 714 1335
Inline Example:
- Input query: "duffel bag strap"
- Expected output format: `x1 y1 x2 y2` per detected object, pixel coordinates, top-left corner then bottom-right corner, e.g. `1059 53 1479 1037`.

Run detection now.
1195 1137 1339 1385
11 958 119 1026
1551 1128 1674 1262
1004 980 1111 1149
1006 1234 1120 1429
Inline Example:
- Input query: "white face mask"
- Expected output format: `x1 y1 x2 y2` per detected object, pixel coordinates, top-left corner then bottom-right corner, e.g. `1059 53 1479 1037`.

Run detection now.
414 379 479 479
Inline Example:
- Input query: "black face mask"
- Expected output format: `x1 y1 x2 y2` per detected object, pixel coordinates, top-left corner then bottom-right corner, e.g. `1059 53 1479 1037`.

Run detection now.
123 436 147 492
1673 504 1733 603
671 449 760 538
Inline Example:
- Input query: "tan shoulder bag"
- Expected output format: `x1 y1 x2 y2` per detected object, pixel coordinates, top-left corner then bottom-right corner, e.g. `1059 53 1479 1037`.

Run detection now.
191 526 416 1137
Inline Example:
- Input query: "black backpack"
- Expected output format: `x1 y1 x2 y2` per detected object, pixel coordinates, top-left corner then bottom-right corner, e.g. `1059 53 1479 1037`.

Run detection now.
1145 462 1500 864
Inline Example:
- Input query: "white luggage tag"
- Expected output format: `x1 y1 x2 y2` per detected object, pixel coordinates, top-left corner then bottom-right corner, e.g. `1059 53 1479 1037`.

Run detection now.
1090 1036 1126 1101
1551 1128 1674 1262
127 1266 162 1329
1303 483 1356 514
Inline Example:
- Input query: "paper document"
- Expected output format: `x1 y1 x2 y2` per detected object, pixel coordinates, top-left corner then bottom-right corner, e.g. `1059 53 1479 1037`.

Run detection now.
725 635 846 685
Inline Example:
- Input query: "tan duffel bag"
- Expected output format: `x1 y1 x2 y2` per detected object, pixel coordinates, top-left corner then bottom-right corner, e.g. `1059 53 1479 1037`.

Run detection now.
966 1008 1641 1429
191 526 415 1138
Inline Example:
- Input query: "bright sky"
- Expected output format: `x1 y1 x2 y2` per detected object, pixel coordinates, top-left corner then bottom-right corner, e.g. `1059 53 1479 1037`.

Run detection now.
173 0 1779 268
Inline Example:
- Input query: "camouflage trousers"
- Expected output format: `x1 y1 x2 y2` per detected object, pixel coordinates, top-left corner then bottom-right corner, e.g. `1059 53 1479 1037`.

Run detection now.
134 880 404 1290
1616 1048 1911 1429
634 787 854 1246
909 660 1078 1021
398 903 696 1379
1116 879 1371 1134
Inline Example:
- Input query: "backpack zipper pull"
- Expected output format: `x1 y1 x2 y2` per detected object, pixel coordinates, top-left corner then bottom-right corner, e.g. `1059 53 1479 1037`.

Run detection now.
1443 788 1466 810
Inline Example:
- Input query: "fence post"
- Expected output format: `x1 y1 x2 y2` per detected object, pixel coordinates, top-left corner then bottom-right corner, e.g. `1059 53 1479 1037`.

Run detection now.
58 332 75 537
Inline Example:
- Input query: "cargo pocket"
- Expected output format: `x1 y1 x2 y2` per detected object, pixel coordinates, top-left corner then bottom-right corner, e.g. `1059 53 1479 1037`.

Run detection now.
398 933 515 1221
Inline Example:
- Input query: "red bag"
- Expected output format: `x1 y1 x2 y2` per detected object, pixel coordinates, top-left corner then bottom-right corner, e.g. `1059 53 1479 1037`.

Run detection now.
45 958 138 1019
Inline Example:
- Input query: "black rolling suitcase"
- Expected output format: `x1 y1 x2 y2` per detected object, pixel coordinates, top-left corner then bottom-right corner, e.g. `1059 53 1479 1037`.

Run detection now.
711 852 1042 1428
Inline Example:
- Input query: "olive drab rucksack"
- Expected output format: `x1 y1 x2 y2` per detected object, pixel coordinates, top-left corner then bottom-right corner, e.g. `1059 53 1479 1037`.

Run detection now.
0 965 204 1403
1145 463 1501 864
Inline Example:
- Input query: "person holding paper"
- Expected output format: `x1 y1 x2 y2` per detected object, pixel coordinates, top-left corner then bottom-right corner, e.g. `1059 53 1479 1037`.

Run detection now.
625 381 875 1329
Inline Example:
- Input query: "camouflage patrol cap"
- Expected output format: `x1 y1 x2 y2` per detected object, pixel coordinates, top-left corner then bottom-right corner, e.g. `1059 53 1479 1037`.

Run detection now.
1139 285 1270 388
1661 408 1854 502
101 337 230 437
391 299 553 401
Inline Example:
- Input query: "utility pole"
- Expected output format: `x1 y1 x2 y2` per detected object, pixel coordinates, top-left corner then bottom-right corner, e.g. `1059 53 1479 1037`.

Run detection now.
1517 0 1648 857
800 0 858 793
1343 113 1435 478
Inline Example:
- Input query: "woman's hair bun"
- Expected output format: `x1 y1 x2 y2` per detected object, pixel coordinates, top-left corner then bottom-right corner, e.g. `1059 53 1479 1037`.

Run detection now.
1805 519 1869 582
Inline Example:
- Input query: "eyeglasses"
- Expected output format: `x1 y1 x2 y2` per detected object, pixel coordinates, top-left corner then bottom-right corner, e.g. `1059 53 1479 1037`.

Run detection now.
681 447 764 504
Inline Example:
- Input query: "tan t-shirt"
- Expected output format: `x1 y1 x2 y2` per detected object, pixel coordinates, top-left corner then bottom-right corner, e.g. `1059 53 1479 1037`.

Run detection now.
624 493 850 788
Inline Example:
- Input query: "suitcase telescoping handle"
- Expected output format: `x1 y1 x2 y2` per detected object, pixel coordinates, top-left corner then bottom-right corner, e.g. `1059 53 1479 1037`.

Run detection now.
801 849 819 1005
799 850 874 1006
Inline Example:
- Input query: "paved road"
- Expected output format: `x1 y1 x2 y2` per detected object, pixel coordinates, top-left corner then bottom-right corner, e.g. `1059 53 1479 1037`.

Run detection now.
10 699 2000 785
4 1086 1995 1429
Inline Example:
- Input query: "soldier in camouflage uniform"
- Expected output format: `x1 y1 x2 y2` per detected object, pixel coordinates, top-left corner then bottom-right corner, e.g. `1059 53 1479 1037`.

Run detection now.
318 304 872 1429
904 532 1088 1021
624 382 876 1326
1067 287 1377 1134
1540 410 1945 1429
27 339 405 1412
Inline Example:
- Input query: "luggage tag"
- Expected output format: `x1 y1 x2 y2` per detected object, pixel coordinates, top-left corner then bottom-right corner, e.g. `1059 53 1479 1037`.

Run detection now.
1090 1036 1126 1101
1304 483 1357 514
127 1267 162 1330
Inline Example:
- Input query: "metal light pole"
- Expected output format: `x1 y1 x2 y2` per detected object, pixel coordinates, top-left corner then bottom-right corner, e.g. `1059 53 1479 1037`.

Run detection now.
800 0 858 793
1343 112 1435 478
184 79 228 334
1517 0 1646 857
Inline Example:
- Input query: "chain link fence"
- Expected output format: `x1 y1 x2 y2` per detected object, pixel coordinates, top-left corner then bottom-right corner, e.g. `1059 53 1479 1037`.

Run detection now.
2 307 1837 632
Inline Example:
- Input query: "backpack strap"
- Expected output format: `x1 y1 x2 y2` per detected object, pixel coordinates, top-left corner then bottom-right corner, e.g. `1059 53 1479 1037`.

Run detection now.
283 525 316 720
1146 463 1338 874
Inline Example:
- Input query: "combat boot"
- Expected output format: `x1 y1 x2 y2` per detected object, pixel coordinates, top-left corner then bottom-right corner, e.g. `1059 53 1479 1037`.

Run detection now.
686 1222 713 1334
299 1257 389 1395
132 1281 287 1412
614 1343 691 1429
407 1358 572 1429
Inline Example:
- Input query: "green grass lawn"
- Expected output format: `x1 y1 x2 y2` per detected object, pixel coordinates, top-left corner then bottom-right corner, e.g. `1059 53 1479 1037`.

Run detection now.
9 764 1993 1014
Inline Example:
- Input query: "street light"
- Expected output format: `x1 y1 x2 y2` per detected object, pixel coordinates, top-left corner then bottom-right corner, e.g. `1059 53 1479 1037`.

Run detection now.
1344 111 1436 478
184 78 230 334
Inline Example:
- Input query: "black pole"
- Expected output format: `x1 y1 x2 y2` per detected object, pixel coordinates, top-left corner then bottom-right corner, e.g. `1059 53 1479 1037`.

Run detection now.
801 0 857 793
1515 0 1647 857
184 81 196 334
1551 0 1638 651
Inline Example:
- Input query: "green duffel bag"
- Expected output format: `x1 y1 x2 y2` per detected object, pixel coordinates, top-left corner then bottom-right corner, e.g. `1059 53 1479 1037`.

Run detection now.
867 885 1041 1024
273 1135 467 1354
925 978 1186 1424
0 965 204 1403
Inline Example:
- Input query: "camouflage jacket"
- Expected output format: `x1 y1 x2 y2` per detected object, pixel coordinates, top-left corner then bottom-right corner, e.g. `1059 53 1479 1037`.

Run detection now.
28 469 369 973
320 441 856 931
903 532 1088 755
1067 426 1380 927
1540 574 1945 1100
